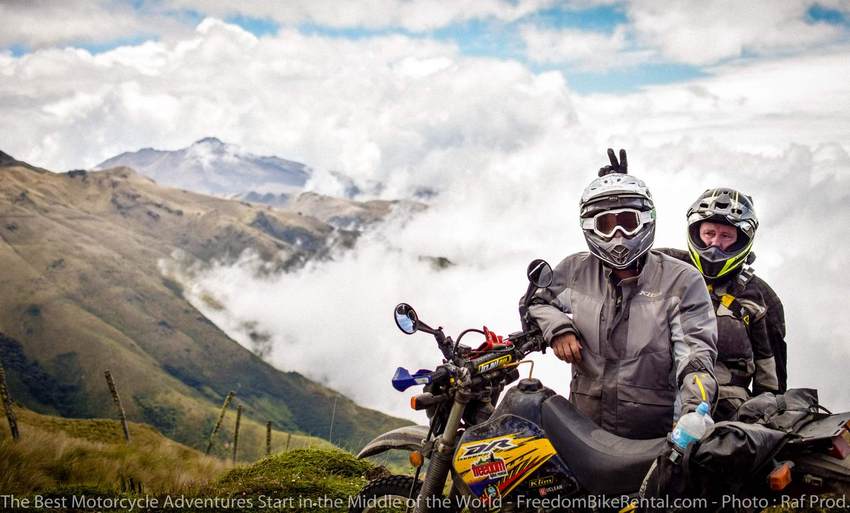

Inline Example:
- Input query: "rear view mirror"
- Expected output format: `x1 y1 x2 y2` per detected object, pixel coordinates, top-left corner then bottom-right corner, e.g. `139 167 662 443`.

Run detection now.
526 259 553 288
394 303 418 335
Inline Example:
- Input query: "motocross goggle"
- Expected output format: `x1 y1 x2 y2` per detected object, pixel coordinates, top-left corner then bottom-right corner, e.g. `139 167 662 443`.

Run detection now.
581 208 655 240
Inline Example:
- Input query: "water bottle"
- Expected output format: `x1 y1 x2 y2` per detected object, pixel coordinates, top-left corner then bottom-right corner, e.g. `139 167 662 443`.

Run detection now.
671 401 714 451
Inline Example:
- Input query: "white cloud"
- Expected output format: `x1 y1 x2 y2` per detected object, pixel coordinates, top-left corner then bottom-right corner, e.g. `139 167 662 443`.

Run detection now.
627 0 849 65
163 0 556 32
520 24 652 70
0 0 192 49
574 45 850 152
5 0 847 75
4 17 850 421
1 18 581 192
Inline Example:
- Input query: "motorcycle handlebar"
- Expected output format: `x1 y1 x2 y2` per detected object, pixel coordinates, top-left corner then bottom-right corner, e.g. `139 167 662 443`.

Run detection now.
429 366 450 385
420 327 545 387
509 329 547 356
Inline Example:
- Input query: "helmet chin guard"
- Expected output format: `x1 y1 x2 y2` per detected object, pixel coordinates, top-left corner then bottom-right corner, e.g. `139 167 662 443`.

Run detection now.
583 223 655 269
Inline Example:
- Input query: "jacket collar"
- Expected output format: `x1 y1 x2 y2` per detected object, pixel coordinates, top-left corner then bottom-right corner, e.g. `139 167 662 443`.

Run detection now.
602 251 660 289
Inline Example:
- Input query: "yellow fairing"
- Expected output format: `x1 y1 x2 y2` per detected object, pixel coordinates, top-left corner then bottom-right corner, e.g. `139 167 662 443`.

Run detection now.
454 433 556 497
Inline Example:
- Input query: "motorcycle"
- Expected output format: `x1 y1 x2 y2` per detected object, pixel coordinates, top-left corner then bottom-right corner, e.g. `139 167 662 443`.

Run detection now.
350 260 850 512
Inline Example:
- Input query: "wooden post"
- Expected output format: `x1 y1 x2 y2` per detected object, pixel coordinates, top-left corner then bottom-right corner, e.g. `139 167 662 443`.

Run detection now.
328 395 338 445
232 405 242 464
206 391 235 455
285 432 291 451
104 370 130 443
0 362 20 440
266 421 272 456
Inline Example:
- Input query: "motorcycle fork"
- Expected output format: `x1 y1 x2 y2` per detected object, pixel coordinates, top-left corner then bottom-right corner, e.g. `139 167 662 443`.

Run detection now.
413 389 472 513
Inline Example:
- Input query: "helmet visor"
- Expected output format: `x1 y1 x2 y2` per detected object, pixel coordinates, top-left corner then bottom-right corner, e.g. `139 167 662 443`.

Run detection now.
582 208 654 240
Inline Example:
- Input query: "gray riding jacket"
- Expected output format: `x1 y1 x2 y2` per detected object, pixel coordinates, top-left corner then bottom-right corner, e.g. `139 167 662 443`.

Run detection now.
528 250 718 439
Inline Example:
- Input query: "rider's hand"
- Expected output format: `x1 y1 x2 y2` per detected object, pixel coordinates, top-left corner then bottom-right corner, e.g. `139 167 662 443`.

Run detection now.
552 333 582 363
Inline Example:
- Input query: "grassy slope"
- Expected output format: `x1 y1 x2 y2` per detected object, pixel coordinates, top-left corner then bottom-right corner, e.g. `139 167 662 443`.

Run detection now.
0 405 231 495
0 162 408 458
0 405 353 499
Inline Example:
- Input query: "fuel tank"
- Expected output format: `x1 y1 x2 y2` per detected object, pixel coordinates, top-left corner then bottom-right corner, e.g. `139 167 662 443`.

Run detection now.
491 378 556 426
452 379 579 508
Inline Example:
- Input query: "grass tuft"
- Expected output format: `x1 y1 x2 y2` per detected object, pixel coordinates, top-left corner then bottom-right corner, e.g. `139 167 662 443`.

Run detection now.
197 448 376 512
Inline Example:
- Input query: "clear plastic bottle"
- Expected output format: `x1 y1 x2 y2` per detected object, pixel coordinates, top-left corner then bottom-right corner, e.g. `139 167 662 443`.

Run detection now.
671 401 714 451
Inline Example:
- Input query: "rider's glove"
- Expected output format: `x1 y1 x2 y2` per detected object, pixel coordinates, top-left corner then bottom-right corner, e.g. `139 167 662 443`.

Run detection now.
598 148 628 176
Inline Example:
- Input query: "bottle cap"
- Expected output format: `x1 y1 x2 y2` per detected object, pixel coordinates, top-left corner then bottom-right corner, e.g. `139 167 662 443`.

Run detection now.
696 401 710 415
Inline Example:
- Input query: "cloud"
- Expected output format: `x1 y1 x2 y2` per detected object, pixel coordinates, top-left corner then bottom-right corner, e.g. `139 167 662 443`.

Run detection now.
574 44 850 151
0 0 192 49
168 203 592 422
520 24 652 70
1 18 581 194
627 0 850 65
163 0 556 32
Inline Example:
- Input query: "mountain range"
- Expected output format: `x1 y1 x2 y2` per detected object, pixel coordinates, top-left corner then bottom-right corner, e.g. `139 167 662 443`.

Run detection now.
0 150 410 457
94 137 370 205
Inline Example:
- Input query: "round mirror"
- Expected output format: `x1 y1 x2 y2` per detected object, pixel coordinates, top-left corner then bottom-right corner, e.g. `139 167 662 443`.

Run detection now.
394 303 418 335
526 259 553 288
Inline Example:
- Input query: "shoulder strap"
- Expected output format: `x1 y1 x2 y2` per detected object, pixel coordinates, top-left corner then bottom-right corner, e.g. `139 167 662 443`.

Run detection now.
708 281 752 326
735 265 755 293
719 294 752 326
713 266 765 326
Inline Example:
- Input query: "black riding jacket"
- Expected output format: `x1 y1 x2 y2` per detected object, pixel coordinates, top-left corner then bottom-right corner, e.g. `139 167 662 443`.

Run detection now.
659 249 787 395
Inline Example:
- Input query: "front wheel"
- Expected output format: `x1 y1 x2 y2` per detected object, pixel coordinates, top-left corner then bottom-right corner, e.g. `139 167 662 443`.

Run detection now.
349 475 421 513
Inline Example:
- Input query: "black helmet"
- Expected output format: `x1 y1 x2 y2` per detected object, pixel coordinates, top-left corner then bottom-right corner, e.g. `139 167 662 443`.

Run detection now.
686 188 758 279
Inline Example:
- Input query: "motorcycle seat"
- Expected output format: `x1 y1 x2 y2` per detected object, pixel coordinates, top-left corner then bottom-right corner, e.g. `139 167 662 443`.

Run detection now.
541 395 667 495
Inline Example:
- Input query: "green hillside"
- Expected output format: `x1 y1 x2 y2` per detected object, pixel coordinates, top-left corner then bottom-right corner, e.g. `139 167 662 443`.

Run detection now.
0 405 232 495
0 155 409 458
0 404 378 513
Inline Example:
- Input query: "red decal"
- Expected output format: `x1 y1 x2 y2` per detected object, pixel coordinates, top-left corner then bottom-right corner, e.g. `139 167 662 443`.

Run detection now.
471 459 508 479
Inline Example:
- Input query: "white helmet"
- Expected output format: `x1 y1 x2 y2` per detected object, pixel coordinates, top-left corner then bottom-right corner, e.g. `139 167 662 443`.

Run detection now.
579 149 656 269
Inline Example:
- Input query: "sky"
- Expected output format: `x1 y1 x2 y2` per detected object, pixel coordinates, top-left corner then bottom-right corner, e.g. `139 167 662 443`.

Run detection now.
3 1 850 423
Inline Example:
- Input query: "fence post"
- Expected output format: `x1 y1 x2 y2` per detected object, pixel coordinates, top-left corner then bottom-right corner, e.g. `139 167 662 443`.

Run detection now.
285 432 291 451
206 391 235 455
266 421 272 457
329 395 338 445
0 362 20 440
104 370 130 443
232 405 242 464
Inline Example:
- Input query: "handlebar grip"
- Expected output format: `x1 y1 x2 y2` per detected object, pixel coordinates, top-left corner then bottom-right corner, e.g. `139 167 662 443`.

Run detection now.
430 366 449 384
519 334 547 355
410 392 448 410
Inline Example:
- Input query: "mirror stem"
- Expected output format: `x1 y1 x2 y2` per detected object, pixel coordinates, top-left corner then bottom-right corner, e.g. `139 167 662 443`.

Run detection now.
522 281 536 308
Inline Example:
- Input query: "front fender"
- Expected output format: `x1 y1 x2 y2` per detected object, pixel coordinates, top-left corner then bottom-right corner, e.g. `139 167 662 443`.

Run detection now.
357 425 430 459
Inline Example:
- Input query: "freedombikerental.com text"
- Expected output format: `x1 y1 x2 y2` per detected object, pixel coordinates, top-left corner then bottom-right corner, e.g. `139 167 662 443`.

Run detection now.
514 494 848 511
